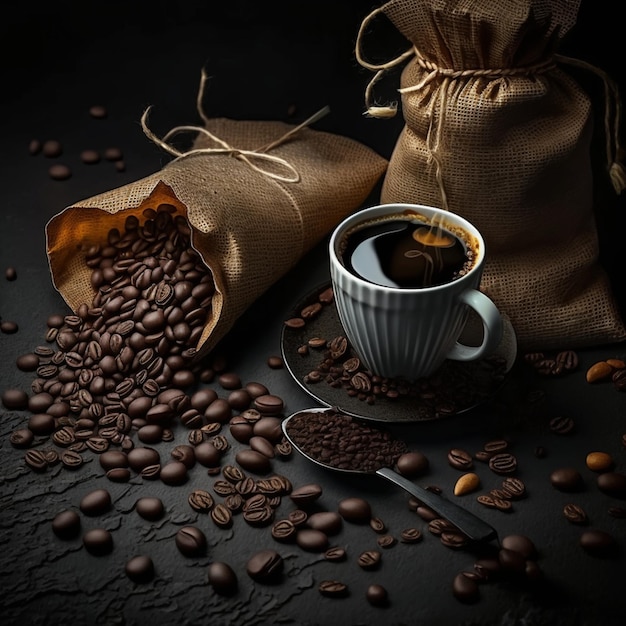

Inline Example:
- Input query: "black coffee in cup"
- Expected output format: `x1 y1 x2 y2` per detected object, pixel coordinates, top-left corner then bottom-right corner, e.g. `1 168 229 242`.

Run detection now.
340 213 474 289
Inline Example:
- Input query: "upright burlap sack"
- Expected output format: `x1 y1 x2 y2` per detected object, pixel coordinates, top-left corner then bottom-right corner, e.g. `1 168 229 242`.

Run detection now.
46 79 387 358
356 0 626 350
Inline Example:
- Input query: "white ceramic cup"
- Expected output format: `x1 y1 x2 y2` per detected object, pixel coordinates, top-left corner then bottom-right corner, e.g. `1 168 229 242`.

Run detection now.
329 203 503 380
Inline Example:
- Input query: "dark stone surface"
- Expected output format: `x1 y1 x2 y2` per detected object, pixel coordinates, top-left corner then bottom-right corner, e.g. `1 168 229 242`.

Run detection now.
1 2 625 625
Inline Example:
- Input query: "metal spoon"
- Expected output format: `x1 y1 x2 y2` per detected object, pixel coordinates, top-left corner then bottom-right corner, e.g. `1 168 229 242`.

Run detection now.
282 408 498 544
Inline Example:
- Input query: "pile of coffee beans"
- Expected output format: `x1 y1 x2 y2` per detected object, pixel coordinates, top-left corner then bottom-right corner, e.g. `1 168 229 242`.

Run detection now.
4 203 219 474
284 409 408 472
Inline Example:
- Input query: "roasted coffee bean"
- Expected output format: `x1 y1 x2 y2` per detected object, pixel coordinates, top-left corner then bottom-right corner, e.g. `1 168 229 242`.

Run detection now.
377 534 397 549
366 583 388 607
171 444 195 468
125 555 155 584
61 450 84 469
249 435 276 459
307 511 343 536
555 350 579 373
488 453 517 475
608 506 626 519
246 549 283 582
289 483 322 506
597 472 626 498
10 428 34 448
224 493 244 513
188 489 214 513
447 448 473 470
2 388 29 410
452 572 480 604
322 546 346 562
579 529 617 557
235 449 271 474
106 467 131 482
550 467 583 492
52 509 81 539
549 415 575 435
483 439 509 454
500 477 526 499
211 503 233 528
288 510 308 526
135 496 164 521
563 503 588 525
160 461 188 486
175 526 207 557
83 528 113 555
400 528 423 543
207 562 238 596
369 517 387 534
338 497 371 523
214 480 236 497
357 549 381 570
271 519 297 542
395 451 429 478
80 488 112 516
319 580 349 598
296 528 329 552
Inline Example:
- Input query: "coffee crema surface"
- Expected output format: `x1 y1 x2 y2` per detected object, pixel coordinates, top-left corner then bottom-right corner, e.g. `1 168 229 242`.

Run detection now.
340 212 474 289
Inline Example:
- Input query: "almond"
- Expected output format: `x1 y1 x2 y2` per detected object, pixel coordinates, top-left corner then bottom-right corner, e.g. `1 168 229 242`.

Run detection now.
605 358 626 370
454 472 480 496
586 451 614 472
585 361 613 383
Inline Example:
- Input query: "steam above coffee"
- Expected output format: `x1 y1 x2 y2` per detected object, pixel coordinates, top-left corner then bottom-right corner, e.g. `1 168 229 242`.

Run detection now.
341 212 473 288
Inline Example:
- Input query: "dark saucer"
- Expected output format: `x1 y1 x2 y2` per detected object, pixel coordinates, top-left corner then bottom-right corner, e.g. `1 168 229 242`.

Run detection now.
281 283 517 423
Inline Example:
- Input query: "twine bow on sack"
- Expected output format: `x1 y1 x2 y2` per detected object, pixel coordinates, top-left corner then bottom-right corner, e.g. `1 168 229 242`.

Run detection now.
355 4 625 196
141 68 330 185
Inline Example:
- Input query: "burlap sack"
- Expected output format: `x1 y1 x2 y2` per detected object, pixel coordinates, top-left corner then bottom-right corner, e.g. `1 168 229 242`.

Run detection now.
46 86 387 358
356 0 626 350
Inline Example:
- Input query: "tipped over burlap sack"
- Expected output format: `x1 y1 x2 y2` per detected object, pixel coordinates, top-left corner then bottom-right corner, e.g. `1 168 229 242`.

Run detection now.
46 98 387 358
356 0 626 351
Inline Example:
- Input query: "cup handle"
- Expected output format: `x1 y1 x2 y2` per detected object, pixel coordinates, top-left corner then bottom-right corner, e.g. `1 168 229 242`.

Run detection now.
446 289 504 362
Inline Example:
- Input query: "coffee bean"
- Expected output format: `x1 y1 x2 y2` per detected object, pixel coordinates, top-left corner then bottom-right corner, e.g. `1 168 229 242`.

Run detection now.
2 388 29 410
395 451 429 478
83 528 113 556
324 546 347 562
160 461 188 486
235 449 271 474
338 497 371 523
318 580 349 598
49 164 72 181
175 526 207 557
289 483 322 507
550 467 583 492
271 519 297 542
89 105 108 119
135 497 164 521
357 549 381 570
597 472 626 498
188 489 214 513
106 467 131 482
400 528 423 543
80 488 112 516
377 534 397 549
579 529 617 557
306 511 343 535
500 477 526 499
447 448 473 470
296 528 329 552
211 503 233 528
501 534 537 559
207 562 238 596
563 503 588 525
61 450 84 469
42 139 62 157
488 452 517 475
369 517 387 534
52 509 81 539
246 549 283 582
10 428 34 448
125 555 155 583
549 415 575 435
452 573 480 604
